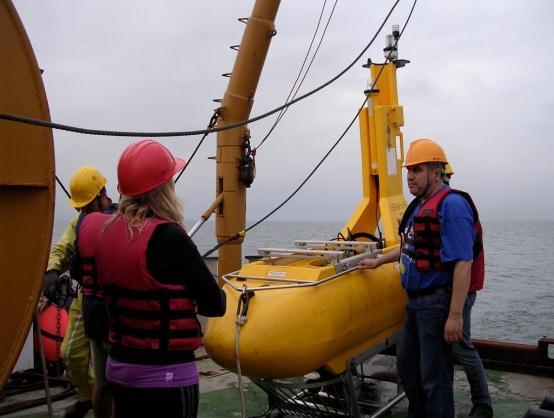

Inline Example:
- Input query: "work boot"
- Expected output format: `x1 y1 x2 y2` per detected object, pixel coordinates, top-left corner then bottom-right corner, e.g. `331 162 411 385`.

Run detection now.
64 400 92 418
458 404 493 418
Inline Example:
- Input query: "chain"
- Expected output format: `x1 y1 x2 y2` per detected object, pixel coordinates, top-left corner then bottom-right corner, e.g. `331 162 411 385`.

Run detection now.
55 304 62 377
54 274 72 377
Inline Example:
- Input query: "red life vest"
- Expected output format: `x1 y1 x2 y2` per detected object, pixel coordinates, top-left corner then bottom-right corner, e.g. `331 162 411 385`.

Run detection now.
75 212 111 298
399 187 485 292
92 215 202 353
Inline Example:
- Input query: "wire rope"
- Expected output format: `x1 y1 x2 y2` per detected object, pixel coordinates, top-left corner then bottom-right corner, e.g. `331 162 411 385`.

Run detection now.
255 0 338 150
175 111 219 183
0 0 399 138
55 176 71 199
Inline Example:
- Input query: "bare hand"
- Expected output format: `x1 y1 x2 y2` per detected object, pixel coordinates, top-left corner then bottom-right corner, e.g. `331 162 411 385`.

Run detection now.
358 258 381 270
444 313 463 343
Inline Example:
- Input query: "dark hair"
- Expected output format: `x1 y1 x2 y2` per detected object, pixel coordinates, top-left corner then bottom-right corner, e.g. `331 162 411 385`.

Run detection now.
427 162 445 176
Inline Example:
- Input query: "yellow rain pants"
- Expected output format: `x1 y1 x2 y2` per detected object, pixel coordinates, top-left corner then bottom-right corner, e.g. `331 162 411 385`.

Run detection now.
60 292 94 402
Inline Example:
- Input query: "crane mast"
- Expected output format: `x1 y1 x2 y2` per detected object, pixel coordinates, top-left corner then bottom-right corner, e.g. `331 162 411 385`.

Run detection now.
215 1 281 277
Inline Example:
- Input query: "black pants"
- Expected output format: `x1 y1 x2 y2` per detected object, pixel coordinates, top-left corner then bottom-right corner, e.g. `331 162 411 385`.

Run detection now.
112 383 199 418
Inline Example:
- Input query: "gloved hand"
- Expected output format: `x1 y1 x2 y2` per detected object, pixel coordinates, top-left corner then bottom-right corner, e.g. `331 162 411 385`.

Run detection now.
43 270 61 302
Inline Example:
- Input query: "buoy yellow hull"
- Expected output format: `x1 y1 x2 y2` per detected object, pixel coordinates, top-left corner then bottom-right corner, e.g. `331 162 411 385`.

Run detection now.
205 258 406 378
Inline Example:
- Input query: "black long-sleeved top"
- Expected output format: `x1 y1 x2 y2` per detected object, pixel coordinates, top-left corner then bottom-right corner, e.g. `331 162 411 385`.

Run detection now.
146 223 226 318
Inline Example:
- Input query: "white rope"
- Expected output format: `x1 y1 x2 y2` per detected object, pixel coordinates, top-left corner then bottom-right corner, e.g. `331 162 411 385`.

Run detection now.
235 286 249 418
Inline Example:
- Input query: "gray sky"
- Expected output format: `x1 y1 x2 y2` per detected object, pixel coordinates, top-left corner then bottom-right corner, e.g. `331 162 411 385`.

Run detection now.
12 0 554 222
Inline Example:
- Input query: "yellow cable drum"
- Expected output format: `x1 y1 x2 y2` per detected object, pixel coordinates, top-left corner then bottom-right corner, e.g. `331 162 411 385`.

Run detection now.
0 1 55 390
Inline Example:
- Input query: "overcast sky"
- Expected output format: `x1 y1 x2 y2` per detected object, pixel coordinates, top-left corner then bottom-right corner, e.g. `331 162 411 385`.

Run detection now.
12 0 554 223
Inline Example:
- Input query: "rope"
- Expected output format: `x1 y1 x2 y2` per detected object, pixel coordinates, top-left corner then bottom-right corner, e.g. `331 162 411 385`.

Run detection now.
0 0 400 138
235 286 248 418
9 0 406 212
235 321 246 418
234 286 255 418
49 109 218 205
175 110 219 183
55 176 71 199
256 0 338 150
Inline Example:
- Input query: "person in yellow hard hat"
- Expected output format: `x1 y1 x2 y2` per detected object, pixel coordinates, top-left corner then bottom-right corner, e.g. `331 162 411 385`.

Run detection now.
69 167 117 418
359 139 490 418
444 163 454 186
43 166 113 418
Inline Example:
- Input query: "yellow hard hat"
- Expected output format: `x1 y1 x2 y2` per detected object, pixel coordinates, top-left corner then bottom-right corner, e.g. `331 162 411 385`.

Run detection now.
68 166 107 208
403 139 448 167
445 163 454 175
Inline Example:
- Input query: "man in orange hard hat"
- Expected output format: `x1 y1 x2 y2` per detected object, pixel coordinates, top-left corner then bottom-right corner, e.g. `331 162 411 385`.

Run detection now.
359 139 488 417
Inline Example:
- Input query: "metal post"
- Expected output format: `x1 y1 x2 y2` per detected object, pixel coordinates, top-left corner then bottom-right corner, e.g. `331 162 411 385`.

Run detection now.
215 0 281 278
33 309 54 418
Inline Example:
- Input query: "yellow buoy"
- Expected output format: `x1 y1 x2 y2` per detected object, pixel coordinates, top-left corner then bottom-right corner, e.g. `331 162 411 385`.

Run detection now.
205 247 406 378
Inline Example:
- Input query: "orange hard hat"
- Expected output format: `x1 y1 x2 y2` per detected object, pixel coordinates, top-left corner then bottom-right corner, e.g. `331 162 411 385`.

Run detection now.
117 140 185 196
403 139 448 167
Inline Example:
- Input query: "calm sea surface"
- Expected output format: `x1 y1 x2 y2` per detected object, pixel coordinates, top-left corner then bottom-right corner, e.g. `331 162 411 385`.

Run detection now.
52 217 554 345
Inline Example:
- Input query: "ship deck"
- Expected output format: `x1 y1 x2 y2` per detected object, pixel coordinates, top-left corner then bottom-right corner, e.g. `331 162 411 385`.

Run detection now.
1 347 553 418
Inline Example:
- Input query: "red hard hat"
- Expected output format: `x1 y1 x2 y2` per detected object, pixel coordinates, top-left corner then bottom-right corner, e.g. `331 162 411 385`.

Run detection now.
117 140 185 196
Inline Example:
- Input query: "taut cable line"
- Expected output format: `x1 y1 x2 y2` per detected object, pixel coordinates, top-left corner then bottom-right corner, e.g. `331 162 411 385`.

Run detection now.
0 0 400 139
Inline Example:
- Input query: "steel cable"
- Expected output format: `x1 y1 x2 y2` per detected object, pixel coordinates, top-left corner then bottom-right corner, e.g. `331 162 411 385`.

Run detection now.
256 0 338 150
0 0 399 138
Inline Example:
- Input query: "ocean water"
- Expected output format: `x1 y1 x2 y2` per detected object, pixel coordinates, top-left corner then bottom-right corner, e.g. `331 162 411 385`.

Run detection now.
52 216 554 345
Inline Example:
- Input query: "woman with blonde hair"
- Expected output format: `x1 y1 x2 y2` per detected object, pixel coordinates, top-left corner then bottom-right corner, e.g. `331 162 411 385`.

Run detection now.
77 140 226 418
